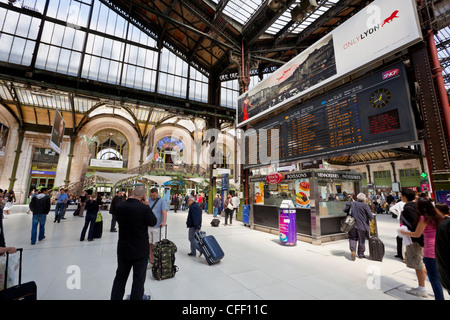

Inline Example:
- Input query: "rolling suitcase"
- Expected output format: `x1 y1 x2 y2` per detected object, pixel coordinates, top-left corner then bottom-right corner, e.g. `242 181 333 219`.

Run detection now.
210 218 220 227
93 212 103 239
195 231 224 266
152 226 178 280
0 248 37 300
369 236 385 262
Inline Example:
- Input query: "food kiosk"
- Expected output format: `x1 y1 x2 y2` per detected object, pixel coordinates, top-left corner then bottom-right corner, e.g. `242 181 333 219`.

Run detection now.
249 170 363 245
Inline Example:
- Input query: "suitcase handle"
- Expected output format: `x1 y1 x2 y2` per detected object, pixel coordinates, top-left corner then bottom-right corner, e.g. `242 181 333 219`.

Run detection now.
3 248 23 290
159 225 168 240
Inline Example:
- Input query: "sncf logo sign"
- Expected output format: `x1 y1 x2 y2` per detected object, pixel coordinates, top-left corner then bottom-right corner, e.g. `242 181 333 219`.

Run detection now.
382 69 399 80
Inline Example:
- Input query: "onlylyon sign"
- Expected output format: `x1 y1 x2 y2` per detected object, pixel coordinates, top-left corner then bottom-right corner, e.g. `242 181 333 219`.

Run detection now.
237 0 422 127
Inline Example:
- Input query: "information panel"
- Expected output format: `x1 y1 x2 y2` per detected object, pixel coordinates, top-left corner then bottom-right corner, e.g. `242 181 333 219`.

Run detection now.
244 63 417 168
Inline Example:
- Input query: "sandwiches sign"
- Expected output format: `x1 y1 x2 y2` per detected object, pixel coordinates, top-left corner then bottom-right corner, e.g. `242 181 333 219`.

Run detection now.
237 0 422 127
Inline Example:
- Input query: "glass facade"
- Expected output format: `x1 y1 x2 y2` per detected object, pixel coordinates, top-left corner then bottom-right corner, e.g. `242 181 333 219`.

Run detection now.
0 0 210 103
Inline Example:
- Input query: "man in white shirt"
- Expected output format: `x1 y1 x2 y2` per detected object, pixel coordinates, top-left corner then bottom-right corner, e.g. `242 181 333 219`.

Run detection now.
231 194 240 219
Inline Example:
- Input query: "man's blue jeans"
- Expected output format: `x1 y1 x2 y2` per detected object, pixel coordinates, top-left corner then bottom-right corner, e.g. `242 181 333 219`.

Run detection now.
213 207 218 217
55 203 65 222
31 214 46 244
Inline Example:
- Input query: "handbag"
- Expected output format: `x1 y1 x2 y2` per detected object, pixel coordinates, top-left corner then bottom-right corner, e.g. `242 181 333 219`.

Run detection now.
227 202 234 210
340 203 356 233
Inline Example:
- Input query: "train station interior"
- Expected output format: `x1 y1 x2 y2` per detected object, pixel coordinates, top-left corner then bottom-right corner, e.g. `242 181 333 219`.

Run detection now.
0 0 449 306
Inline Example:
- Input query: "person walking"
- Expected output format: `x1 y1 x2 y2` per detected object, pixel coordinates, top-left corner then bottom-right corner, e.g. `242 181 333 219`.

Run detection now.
400 189 427 298
223 195 234 226
401 197 445 300
213 194 220 217
344 193 374 261
111 186 157 300
54 188 68 223
435 203 450 296
29 187 51 245
80 194 100 242
173 194 180 213
109 190 124 232
147 188 168 268
186 196 202 257
390 199 406 259
3 190 15 215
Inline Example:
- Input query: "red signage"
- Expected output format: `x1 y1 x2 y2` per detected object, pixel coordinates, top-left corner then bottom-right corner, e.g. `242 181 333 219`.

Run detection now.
266 173 283 184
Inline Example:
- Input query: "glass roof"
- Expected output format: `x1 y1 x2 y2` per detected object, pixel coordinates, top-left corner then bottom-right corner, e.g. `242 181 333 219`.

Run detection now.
210 0 340 36
435 26 450 91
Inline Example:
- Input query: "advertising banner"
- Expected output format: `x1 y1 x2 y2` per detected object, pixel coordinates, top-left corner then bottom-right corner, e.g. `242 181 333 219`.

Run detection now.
237 0 422 127
0 123 9 157
50 109 65 154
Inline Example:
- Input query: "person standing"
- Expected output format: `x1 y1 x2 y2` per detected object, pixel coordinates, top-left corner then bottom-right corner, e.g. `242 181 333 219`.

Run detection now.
54 188 68 223
29 187 51 245
186 196 202 257
111 186 156 300
79 190 87 218
401 197 445 300
344 193 374 261
80 194 100 242
109 190 124 232
147 188 168 267
400 188 427 298
173 194 180 213
223 195 234 226
0 189 6 247
232 193 240 220
435 203 450 296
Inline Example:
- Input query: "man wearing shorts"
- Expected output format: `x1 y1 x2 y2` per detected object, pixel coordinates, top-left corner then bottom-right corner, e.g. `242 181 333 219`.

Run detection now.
400 189 427 298
147 188 167 269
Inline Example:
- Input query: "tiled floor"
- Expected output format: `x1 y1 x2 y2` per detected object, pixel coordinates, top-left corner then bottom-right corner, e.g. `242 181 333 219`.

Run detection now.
2 205 449 300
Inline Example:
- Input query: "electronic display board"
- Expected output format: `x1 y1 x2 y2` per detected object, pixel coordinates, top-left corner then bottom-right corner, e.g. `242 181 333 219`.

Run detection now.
244 63 417 169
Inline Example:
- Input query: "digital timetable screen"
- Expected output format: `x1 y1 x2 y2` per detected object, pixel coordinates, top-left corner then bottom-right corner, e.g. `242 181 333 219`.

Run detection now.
244 63 417 168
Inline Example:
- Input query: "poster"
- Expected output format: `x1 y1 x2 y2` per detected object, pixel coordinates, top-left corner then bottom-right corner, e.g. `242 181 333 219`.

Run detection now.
50 109 65 154
0 123 9 157
254 182 264 205
436 191 450 207
294 179 311 208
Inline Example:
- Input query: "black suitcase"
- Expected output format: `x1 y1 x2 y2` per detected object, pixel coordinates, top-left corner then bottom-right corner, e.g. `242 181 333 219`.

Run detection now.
210 219 220 227
195 232 224 265
0 248 37 300
369 236 385 262
93 221 103 239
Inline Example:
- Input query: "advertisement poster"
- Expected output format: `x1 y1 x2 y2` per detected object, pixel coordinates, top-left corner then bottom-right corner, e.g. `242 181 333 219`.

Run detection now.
294 179 311 208
436 191 450 207
0 123 9 157
279 209 297 246
50 109 65 154
254 182 264 205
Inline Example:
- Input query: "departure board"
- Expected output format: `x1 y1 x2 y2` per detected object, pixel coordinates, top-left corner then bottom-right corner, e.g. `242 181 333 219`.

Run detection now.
244 63 417 169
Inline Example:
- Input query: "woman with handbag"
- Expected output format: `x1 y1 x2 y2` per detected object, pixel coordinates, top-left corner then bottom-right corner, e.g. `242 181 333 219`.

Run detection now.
224 195 234 226
344 193 374 261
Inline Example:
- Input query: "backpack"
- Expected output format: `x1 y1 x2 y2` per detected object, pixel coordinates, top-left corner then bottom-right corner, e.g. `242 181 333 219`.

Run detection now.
152 226 178 281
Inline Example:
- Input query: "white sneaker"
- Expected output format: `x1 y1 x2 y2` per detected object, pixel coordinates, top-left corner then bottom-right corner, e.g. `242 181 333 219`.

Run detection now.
406 287 428 298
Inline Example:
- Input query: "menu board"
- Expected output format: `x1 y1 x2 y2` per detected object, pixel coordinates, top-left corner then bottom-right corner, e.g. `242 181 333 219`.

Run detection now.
244 63 417 168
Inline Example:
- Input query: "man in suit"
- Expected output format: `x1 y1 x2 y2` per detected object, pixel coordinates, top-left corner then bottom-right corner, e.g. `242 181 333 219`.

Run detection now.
186 196 202 256
111 186 157 300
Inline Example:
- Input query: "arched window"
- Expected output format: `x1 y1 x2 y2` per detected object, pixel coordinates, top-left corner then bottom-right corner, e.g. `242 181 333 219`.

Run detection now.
89 129 128 168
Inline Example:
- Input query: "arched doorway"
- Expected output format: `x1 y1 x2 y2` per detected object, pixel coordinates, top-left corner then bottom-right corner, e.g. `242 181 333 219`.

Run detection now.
89 129 129 170
155 136 184 165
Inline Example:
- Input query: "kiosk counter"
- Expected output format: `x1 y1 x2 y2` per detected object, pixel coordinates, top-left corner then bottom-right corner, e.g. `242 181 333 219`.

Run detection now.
249 170 363 245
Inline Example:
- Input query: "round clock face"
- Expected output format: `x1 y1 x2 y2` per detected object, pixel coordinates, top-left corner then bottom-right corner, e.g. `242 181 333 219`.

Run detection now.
370 89 391 108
